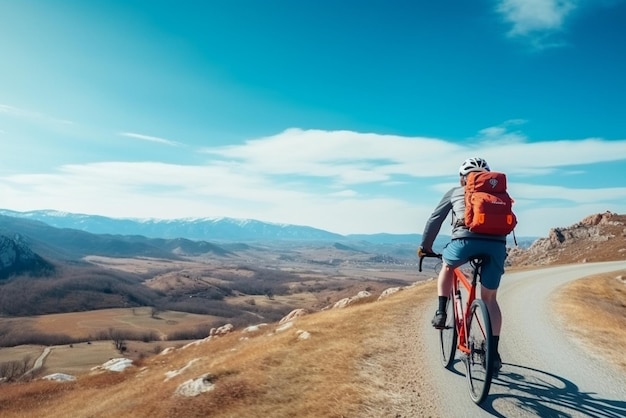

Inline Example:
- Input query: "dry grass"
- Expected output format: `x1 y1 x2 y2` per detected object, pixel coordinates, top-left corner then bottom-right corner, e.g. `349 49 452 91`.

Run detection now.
554 269 626 374
0 308 218 372
1 264 624 417
83 256 201 274
0 281 433 418
25 307 216 340
36 342 121 376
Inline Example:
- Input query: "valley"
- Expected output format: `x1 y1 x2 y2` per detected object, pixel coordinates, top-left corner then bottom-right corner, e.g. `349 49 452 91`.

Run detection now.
0 249 429 380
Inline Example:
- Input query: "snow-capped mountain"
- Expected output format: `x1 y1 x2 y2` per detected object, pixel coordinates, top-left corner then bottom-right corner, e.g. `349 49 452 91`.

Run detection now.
0 209 348 242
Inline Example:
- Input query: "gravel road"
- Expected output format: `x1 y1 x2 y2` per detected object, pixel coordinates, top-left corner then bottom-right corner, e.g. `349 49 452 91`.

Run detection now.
379 260 626 418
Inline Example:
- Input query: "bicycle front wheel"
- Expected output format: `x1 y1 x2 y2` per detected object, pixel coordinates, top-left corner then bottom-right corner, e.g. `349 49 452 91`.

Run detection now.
465 299 493 404
439 293 457 368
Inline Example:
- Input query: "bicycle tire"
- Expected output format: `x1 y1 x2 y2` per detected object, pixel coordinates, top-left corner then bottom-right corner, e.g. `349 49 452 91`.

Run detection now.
439 293 457 368
465 299 494 404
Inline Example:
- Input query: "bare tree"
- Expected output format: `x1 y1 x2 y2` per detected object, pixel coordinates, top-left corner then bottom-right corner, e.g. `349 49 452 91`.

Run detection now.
150 306 161 319
20 356 32 375
0 360 23 382
109 329 127 353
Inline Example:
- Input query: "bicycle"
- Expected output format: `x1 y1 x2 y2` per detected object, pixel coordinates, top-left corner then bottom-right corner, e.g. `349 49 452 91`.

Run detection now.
418 248 495 404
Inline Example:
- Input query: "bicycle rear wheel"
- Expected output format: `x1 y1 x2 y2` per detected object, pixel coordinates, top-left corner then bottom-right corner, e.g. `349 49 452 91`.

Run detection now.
465 299 493 404
439 293 457 368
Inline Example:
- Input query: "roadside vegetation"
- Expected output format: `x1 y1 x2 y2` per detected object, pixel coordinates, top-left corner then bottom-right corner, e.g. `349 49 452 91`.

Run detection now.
555 269 626 374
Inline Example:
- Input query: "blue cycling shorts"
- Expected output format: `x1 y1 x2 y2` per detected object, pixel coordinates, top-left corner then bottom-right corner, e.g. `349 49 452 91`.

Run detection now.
442 238 507 290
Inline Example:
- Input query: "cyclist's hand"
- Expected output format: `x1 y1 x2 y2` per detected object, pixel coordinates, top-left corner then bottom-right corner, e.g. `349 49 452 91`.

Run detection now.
417 246 433 258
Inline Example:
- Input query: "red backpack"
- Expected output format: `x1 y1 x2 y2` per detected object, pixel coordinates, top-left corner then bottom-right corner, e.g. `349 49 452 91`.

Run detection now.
464 171 517 235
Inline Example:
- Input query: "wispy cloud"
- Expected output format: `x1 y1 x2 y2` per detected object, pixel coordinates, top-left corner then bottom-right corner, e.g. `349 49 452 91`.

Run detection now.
0 103 74 125
2 127 625 235
119 132 182 147
200 127 626 181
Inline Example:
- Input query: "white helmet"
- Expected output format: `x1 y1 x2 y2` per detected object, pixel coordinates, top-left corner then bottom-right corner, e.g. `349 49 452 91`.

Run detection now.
459 157 490 176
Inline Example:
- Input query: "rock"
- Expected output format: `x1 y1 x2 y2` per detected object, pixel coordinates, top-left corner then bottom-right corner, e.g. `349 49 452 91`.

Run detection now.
279 309 308 324
210 324 234 336
276 322 294 332
92 358 133 373
175 373 216 397
378 287 402 300
42 373 76 382
243 323 268 333
296 330 311 340
164 359 199 381
332 291 372 309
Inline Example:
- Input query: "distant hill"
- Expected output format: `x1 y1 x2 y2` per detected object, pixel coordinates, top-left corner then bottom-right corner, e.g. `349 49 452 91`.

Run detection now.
0 208 531 248
0 234 55 279
0 215 228 261
0 213 420 318
0 209 345 242
508 211 626 266
0 208 541 318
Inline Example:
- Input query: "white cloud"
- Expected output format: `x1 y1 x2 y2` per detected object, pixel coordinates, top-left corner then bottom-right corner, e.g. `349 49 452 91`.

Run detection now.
199 127 626 180
496 0 577 36
119 132 182 147
1 127 625 236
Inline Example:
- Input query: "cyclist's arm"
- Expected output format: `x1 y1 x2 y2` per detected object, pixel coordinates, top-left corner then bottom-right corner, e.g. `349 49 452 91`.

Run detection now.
420 188 454 252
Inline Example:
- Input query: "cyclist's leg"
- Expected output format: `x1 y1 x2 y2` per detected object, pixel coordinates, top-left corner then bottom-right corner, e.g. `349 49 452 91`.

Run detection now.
437 264 455 297
477 240 507 370
478 241 506 336
481 287 502 372
432 240 465 327
480 287 501 335
439 238 477 301
432 264 454 327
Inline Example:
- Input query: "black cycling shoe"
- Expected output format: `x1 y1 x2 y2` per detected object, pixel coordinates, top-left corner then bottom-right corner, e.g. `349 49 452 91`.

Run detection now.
431 310 447 329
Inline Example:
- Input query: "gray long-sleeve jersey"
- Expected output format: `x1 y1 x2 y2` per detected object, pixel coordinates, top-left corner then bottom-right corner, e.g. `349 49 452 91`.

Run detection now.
420 186 507 251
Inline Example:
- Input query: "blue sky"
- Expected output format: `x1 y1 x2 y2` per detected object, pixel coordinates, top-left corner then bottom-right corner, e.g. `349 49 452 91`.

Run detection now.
1 0 626 237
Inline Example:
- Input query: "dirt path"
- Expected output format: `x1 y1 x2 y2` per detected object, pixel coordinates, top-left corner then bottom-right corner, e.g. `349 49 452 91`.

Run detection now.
22 347 52 378
366 261 626 417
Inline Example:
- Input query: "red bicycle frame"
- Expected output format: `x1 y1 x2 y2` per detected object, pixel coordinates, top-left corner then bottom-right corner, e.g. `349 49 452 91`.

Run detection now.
451 267 478 356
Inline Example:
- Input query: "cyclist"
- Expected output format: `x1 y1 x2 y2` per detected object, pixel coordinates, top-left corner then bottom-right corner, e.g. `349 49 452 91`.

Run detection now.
419 157 507 370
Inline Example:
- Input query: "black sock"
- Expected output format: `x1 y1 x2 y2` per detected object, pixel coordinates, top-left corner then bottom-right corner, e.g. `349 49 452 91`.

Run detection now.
437 296 448 312
492 335 500 354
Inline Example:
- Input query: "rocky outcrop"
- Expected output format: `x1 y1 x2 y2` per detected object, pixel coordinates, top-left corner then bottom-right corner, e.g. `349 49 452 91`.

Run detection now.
330 291 374 309
508 211 626 266
279 309 308 324
0 234 55 279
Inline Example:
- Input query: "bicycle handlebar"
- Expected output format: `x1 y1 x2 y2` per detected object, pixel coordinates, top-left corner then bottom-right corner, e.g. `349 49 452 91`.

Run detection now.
417 246 442 272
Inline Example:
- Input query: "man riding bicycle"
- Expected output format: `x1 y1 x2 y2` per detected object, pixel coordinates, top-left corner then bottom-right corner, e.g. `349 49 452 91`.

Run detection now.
419 157 507 370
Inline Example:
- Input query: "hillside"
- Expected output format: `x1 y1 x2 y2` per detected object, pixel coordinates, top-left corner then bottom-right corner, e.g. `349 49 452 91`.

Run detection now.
0 212 625 416
0 213 431 321
0 281 441 417
508 211 626 266
0 235 55 279
1 265 624 417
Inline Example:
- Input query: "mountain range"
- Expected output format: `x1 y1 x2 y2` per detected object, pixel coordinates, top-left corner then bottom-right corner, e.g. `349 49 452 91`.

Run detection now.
0 207 530 319
0 208 531 246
